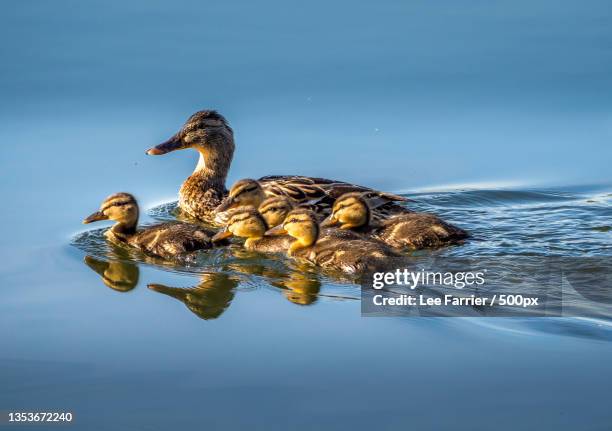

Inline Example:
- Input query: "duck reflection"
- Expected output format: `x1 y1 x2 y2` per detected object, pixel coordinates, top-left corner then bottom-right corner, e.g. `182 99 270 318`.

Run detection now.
84 255 140 292
148 272 238 320
273 271 321 305
226 257 322 306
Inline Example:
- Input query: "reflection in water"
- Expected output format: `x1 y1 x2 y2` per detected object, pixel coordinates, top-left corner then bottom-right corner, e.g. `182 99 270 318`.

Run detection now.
75 187 612 325
82 241 141 292
84 255 139 292
148 272 238 320
275 272 321 306
225 256 323 306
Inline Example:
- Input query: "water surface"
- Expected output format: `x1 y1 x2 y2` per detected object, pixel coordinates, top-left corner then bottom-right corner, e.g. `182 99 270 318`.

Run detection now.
2 0 612 429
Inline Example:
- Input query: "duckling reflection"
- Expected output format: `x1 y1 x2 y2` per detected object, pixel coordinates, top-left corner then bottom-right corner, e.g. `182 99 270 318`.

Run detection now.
148 272 238 320
272 271 321 306
84 255 139 292
225 257 321 306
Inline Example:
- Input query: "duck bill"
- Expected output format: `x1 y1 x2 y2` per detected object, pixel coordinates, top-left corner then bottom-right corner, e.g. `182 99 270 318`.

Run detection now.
320 215 339 228
265 225 287 236
212 229 234 243
83 210 108 224
84 255 109 276
148 283 185 297
215 197 235 213
146 133 184 155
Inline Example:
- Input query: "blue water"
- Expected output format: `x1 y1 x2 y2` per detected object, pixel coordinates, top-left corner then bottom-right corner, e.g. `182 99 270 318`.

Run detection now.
2 0 612 429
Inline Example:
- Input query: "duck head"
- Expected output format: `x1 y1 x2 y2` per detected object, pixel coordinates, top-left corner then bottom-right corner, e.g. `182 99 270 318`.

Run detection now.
146 110 234 158
212 207 269 248
258 196 294 228
322 192 370 230
83 192 139 234
268 208 319 255
215 179 266 213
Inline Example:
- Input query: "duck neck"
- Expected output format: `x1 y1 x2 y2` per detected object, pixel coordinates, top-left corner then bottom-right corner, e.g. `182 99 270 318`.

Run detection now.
244 236 263 250
289 228 319 255
110 220 137 241
183 138 234 195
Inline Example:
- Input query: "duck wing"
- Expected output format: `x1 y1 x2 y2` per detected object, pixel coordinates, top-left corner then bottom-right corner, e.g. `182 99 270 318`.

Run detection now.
257 175 410 219
258 175 407 202
131 222 215 259
375 213 469 250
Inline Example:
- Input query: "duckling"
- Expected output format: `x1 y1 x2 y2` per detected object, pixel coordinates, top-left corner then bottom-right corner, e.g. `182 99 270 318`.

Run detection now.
214 181 295 226
270 208 401 274
83 193 220 260
323 192 469 250
258 195 295 228
146 110 410 224
211 207 294 253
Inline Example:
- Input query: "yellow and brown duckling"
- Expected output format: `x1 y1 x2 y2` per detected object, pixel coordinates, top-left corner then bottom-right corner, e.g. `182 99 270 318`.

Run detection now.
83 193 220 260
323 192 468 250
214 180 295 225
146 110 410 224
258 195 296 228
211 207 294 253
269 208 400 274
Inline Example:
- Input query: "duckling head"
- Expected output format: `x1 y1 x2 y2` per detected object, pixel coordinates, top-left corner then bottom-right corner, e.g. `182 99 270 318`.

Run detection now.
258 196 294 228
269 208 319 255
323 192 370 230
215 179 266 213
83 192 139 233
212 207 269 248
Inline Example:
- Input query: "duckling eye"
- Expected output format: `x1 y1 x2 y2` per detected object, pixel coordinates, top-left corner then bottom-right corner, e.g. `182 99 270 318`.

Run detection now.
229 214 248 225
334 203 349 212
233 185 258 199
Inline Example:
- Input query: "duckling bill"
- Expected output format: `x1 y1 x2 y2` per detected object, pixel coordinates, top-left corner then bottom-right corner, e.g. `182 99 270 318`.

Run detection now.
83 192 222 260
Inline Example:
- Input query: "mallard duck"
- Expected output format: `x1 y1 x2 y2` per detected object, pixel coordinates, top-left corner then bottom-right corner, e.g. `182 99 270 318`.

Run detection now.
322 192 468 250
146 110 410 224
269 208 400 274
211 207 294 252
83 192 220 260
